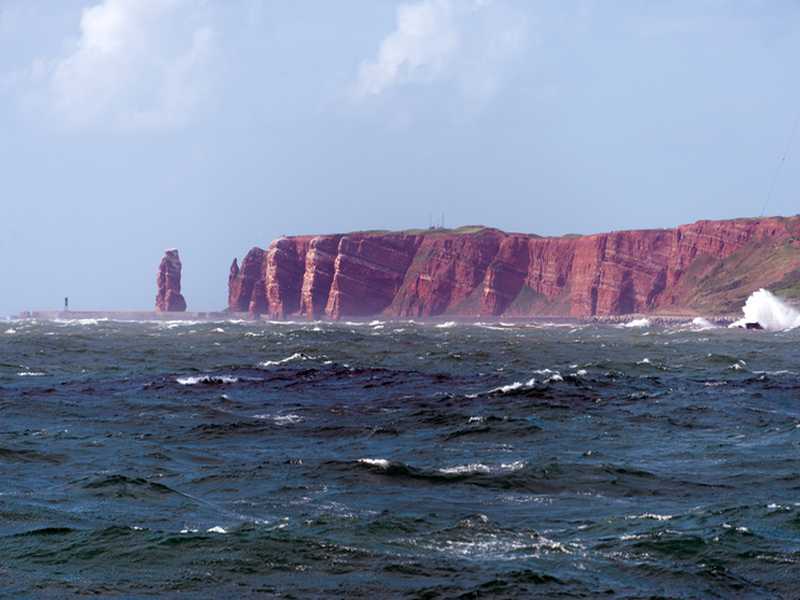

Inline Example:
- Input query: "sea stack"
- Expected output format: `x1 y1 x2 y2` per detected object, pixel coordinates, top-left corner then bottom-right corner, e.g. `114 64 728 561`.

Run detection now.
156 249 187 312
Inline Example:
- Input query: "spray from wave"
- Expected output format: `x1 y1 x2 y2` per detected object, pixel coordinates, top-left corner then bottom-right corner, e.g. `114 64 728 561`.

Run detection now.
730 289 800 331
620 318 651 328
690 317 716 331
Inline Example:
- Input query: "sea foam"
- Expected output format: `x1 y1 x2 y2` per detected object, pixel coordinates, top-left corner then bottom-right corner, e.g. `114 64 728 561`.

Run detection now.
358 458 390 469
253 414 304 425
176 375 238 385
690 317 716 331
438 461 525 475
730 289 800 331
621 318 651 328
259 352 315 367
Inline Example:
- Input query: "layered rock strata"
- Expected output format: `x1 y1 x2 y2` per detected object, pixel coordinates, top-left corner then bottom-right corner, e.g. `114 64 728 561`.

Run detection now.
156 249 187 312
228 217 800 319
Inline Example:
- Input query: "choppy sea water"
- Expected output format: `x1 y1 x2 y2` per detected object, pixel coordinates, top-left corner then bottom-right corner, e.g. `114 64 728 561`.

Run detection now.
1 317 800 598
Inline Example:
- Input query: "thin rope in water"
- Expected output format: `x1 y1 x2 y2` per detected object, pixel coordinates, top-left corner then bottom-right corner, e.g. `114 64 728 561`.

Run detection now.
761 108 800 217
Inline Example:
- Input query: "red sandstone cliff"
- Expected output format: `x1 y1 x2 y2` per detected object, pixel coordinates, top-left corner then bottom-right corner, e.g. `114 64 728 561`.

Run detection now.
228 217 800 319
156 249 187 312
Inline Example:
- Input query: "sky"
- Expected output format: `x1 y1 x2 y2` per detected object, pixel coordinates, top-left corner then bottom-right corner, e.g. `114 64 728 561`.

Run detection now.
1 0 799 316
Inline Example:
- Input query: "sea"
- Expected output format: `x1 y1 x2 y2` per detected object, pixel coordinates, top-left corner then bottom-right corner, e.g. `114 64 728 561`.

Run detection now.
2 297 800 598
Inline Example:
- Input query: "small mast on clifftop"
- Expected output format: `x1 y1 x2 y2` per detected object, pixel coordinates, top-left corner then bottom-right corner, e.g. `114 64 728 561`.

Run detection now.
156 249 187 312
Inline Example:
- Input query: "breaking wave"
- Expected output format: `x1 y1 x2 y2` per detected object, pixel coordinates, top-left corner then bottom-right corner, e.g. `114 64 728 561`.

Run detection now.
438 461 526 475
53 318 109 326
254 413 304 425
690 317 716 331
176 375 238 386
259 352 316 367
621 318 651 328
730 289 800 331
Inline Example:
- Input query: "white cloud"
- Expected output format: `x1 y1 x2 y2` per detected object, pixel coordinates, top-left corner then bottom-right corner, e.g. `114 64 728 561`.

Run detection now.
355 0 458 97
353 0 527 102
40 0 214 131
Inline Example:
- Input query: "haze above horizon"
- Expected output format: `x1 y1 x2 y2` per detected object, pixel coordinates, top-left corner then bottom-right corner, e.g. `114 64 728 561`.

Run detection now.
2 1 799 316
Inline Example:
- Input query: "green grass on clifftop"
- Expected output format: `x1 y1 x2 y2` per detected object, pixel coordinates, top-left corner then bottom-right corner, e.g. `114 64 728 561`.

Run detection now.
354 225 493 236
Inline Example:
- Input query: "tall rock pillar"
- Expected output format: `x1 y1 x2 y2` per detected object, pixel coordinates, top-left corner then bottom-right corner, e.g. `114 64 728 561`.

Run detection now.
156 249 187 312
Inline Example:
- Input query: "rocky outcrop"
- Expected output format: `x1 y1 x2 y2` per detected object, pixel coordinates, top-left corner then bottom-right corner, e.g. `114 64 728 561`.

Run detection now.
228 217 800 319
228 248 265 313
156 249 187 312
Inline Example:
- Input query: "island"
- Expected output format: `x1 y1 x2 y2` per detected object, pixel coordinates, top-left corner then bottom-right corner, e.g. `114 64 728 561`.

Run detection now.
228 216 800 320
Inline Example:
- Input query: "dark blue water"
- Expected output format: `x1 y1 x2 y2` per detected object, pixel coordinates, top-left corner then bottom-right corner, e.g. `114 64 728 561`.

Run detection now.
1 317 800 598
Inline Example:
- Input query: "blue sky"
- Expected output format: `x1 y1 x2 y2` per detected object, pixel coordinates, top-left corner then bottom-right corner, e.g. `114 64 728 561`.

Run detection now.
1 0 799 315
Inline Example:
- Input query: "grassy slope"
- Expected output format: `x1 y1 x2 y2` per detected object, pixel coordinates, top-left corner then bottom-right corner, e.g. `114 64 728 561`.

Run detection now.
668 239 800 314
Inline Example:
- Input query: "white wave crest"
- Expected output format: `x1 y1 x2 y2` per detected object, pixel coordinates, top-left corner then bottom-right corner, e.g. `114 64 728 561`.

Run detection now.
156 320 205 329
436 321 458 329
412 531 571 560
526 322 577 329
439 461 525 475
501 460 526 471
358 458 390 469
53 318 108 326
485 369 573 394
626 513 673 521
621 318 651 328
533 368 563 382
439 463 492 475
206 526 227 534
690 317 716 331
259 352 315 367
176 375 238 386
252 413 304 425
486 378 537 394
17 371 46 377
730 289 800 331
273 414 304 425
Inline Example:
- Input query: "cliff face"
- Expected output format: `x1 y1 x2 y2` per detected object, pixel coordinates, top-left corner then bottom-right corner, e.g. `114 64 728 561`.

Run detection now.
228 217 800 319
228 247 265 314
156 249 187 312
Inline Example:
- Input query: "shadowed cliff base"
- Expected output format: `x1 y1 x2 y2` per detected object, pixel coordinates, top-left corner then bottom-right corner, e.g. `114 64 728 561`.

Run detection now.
228 216 800 320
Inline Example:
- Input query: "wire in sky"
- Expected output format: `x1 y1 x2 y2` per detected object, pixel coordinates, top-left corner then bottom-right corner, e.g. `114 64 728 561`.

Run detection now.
761 108 800 217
